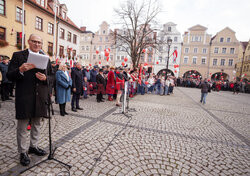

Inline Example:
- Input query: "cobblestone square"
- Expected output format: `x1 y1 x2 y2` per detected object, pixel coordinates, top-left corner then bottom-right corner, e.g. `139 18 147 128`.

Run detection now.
0 87 249 176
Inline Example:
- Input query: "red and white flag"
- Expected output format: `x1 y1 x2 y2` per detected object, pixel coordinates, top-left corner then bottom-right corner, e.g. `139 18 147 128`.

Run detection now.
173 50 178 62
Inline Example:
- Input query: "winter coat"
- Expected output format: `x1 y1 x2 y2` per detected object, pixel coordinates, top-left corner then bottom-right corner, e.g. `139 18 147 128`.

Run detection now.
56 70 72 104
201 81 210 93
0 62 11 83
71 68 83 94
106 71 116 94
7 49 52 119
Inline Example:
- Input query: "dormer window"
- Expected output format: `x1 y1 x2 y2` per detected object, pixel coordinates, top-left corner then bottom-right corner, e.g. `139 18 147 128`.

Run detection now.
36 0 45 7
62 11 66 19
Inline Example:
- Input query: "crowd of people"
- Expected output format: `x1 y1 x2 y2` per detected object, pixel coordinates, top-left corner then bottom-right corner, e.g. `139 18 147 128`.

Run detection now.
176 77 250 94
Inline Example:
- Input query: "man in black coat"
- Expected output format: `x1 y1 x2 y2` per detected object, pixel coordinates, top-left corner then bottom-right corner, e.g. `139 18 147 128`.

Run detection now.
96 69 105 102
7 34 52 166
71 62 83 111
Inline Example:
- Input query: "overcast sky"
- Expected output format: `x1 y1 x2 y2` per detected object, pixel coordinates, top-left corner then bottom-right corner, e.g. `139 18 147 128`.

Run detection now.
60 0 250 41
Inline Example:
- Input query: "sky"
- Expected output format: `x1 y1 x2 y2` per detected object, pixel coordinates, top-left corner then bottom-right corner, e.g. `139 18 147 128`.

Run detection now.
59 0 250 41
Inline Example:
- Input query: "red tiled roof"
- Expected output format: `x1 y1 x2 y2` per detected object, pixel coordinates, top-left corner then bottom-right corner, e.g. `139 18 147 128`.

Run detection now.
27 0 81 32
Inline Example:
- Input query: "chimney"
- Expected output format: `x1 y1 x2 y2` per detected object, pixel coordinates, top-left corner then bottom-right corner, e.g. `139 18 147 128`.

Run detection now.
80 26 86 32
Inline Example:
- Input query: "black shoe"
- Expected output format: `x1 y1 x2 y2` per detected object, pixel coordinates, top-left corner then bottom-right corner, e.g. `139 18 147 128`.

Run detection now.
28 147 47 156
64 111 68 115
97 100 101 103
20 153 30 166
76 107 83 110
72 107 77 112
100 100 105 102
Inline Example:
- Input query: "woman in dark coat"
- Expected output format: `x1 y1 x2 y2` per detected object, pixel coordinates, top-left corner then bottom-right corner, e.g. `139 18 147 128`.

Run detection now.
56 63 72 116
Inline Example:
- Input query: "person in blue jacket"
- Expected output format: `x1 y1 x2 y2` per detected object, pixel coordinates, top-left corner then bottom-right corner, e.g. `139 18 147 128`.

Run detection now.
56 63 72 116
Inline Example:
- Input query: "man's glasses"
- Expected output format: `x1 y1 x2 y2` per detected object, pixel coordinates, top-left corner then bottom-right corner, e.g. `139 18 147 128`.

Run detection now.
30 40 42 45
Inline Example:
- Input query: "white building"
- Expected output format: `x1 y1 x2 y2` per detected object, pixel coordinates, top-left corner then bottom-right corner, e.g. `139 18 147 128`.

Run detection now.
154 22 182 77
48 1 81 62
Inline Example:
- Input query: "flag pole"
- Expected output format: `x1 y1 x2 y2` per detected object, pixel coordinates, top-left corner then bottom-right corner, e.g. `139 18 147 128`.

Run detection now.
22 0 25 50
53 1 57 60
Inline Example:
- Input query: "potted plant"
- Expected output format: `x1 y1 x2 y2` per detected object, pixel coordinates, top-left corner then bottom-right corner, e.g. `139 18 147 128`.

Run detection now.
0 40 9 47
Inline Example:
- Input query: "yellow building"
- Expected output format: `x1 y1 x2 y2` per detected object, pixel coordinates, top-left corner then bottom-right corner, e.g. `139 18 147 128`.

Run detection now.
236 40 250 81
209 27 240 81
179 25 212 79
0 0 55 58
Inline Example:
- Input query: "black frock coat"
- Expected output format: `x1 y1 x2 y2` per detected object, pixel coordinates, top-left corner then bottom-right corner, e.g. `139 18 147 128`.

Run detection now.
7 49 52 119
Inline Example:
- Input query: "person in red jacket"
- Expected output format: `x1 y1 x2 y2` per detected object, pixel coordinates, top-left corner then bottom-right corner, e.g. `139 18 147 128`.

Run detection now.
106 66 116 101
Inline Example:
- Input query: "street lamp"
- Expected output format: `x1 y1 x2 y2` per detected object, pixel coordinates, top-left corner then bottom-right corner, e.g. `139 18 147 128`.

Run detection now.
166 38 172 76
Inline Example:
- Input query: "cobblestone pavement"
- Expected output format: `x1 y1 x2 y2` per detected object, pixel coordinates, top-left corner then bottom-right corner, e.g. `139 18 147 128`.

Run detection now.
0 87 249 176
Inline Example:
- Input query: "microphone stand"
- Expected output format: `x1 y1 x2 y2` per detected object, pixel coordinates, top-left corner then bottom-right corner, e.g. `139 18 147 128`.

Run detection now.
20 57 71 174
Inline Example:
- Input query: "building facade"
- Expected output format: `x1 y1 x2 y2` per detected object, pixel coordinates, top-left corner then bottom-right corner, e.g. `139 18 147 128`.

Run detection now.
155 22 182 76
79 21 116 66
236 40 250 80
179 25 212 79
0 0 54 58
209 27 240 81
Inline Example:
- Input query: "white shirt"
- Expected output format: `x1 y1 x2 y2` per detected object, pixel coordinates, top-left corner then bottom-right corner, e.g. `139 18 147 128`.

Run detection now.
63 71 69 81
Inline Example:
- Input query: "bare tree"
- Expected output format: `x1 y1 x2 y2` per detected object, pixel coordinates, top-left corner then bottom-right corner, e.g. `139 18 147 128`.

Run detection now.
112 0 163 69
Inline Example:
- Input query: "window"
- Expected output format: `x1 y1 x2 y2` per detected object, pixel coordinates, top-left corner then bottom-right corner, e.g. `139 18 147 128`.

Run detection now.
0 0 6 16
185 48 189 53
16 32 25 45
48 23 54 35
93 46 96 50
103 30 105 34
99 46 102 51
98 55 101 59
93 55 96 59
67 32 71 42
35 17 43 30
158 56 162 63
230 48 235 54
0 27 6 40
174 37 178 42
192 57 197 64
201 58 206 64
222 48 226 54
220 37 224 42
16 7 25 23
73 34 77 44
86 46 89 51
105 36 108 42
221 59 225 66
59 28 65 39
227 38 231 42
214 47 219 53
62 11 66 19
117 56 120 60
81 46 85 50
167 27 171 32
228 59 233 66
184 57 188 64
36 0 45 7
72 50 76 58
202 48 207 54
59 45 64 57
48 42 53 55
213 59 217 66
99 37 102 42
194 48 198 53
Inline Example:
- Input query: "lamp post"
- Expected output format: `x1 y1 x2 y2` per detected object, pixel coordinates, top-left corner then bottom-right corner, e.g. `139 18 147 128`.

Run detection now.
166 38 172 76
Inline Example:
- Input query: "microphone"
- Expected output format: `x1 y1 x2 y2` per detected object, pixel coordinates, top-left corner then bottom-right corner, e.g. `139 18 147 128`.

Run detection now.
39 49 46 55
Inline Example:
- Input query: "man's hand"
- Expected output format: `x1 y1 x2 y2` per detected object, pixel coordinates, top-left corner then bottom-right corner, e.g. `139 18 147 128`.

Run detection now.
19 63 36 73
36 72 46 81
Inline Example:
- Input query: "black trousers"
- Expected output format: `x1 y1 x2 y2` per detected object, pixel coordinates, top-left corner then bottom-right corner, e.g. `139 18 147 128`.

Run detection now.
71 93 80 108
1 83 10 100
96 92 103 101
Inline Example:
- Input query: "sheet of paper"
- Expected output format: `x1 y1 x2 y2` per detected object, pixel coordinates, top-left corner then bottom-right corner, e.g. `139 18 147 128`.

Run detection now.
27 52 49 70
